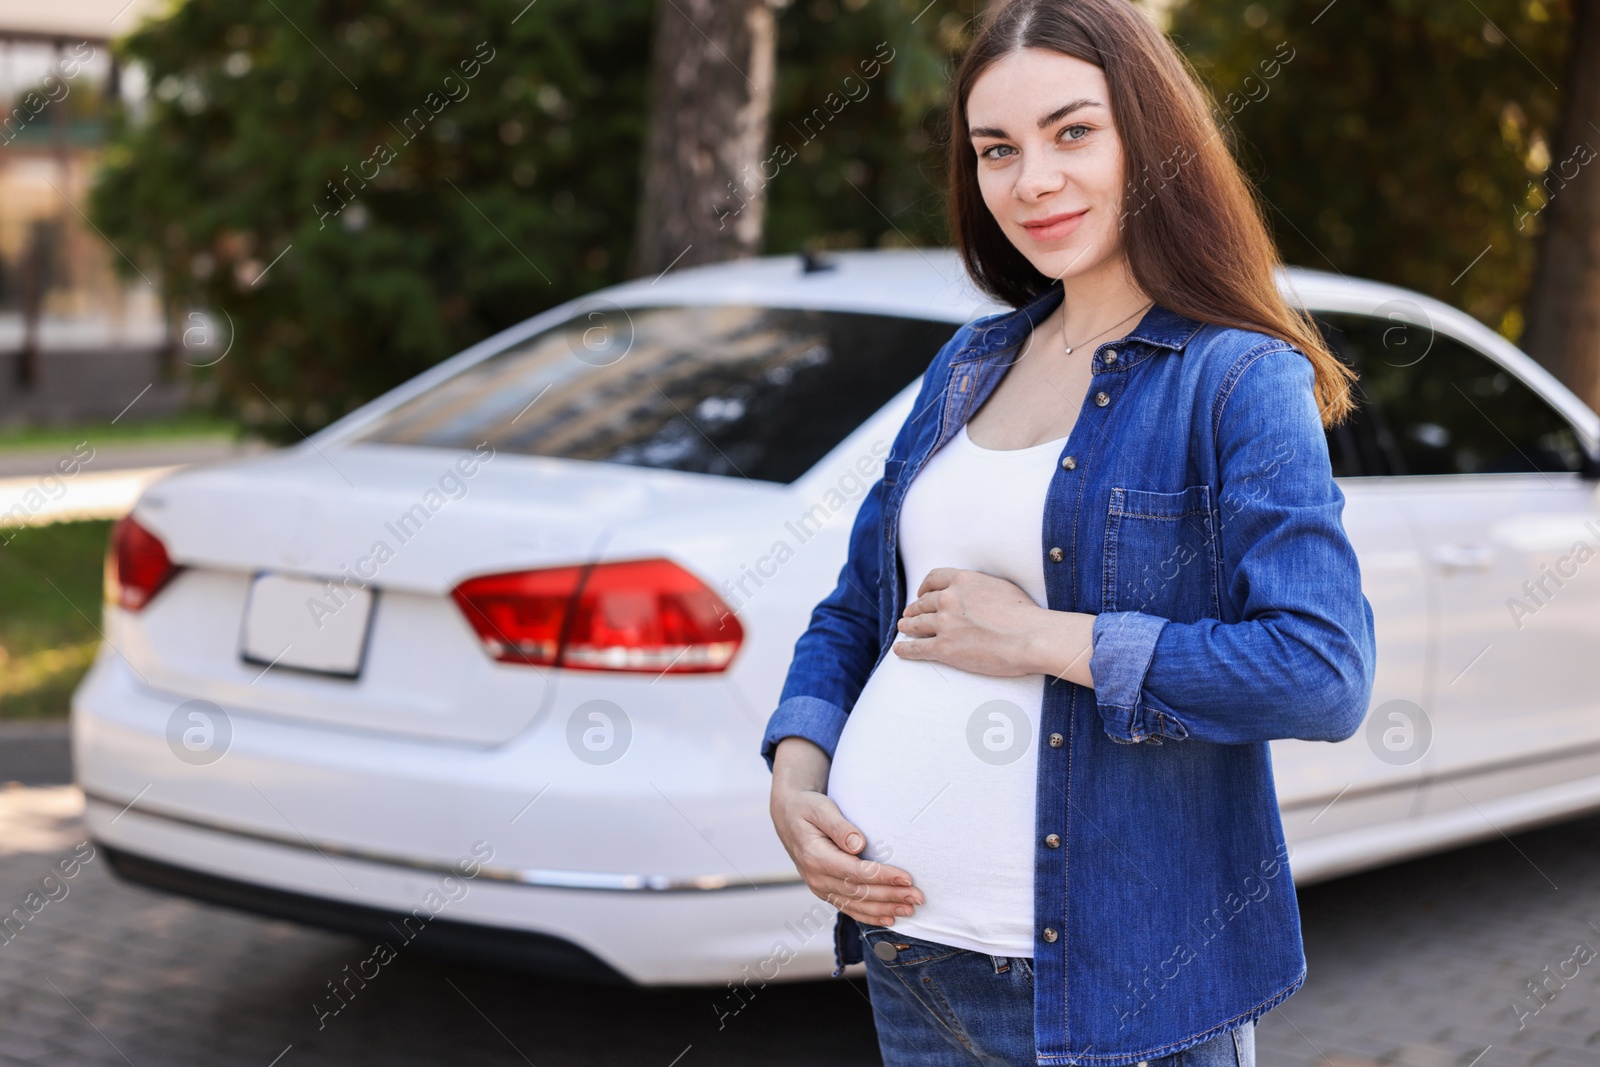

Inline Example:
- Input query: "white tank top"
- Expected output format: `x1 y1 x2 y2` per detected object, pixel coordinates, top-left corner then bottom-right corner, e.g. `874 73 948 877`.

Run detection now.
826 421 1066 957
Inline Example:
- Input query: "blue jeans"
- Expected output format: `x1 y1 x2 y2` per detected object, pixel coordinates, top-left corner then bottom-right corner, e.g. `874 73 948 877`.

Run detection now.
856 921 1256 1067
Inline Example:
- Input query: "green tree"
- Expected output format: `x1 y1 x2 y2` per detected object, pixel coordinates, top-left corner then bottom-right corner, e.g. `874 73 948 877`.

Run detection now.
92 0 655 439
764 0 980 254
632 0 784 275
91 0 969 436
1165 0 1571 347
1520 0 1600 413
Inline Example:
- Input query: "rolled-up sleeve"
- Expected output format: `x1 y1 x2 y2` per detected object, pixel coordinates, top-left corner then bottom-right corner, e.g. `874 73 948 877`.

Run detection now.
760 695 851 772
1088 611 1170 743
1088 344 1377 746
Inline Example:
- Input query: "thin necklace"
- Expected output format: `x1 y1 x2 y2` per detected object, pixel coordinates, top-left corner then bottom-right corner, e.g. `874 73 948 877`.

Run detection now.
1059 299 1155 355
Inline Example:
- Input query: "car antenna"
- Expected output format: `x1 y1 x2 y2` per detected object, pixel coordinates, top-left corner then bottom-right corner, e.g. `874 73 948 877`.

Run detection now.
799 249 837 274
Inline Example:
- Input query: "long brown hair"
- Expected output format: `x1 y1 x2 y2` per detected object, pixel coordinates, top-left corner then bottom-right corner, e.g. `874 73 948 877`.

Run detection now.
947 0 1357 427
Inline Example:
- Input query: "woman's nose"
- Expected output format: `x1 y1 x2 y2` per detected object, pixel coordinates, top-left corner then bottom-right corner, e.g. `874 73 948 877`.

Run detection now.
1013 153 1067 201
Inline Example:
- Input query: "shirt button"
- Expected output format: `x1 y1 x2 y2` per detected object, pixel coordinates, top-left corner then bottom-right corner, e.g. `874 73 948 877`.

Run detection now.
1060 454 1076 470
1103 348 1118 364
1095 390 1110 407
1049 732 1064 748
1044 833 1061 849
1048 546 1064 563
1043 926 1059 943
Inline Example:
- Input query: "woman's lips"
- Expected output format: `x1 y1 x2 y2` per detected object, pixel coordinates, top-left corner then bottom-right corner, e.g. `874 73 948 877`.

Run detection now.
1020 208 1089 241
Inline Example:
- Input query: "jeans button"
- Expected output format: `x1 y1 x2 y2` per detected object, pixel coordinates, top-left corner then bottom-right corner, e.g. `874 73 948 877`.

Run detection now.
873 941 898 961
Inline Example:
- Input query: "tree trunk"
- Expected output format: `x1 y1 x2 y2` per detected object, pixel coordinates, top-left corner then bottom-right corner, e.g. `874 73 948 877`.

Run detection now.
1520 0 1600 413
631 0 781 277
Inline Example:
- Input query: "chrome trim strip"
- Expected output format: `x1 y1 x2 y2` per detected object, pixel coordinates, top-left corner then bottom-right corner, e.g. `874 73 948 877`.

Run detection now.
82 790 803 892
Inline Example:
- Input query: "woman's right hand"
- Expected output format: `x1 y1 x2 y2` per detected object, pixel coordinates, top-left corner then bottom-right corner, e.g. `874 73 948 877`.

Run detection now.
769 737 924 926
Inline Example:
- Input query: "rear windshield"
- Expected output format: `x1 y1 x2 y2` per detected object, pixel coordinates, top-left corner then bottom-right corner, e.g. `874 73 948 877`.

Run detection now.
355 304 960 483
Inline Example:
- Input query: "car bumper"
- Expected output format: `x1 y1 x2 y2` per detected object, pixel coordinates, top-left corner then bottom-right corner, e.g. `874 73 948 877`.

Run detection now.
98 843 634 982
73 648 842 985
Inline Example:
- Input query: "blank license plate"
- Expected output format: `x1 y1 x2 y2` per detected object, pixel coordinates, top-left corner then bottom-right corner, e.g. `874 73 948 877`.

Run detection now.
240 572 375 678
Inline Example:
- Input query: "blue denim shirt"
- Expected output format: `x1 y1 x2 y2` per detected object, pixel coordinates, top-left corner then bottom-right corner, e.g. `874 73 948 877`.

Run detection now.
759 279 1377 1065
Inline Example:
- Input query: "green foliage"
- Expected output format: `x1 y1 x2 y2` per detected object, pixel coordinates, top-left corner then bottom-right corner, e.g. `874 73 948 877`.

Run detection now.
90 0 974 435
110 0 1556 434
0 521 110 720
766 0 981 253
1167 0 1572 341
91 0 654 440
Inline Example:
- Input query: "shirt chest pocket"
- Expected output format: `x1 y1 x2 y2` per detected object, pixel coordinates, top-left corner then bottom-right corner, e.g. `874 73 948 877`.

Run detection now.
1102 484 1222 623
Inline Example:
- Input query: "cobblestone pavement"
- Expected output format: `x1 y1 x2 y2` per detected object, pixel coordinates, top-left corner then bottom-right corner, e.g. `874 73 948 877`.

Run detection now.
2 784 1598 1067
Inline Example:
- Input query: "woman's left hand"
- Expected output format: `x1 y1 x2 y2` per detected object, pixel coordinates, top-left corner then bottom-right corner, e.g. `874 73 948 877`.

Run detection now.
893 567 1095 684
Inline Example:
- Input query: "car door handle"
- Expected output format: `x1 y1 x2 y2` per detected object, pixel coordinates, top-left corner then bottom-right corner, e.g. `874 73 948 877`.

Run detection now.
1431 542 1494 571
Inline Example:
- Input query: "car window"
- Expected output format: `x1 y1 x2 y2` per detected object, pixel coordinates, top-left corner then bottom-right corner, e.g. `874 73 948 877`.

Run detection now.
1311 311 1584 476
354 305 960 484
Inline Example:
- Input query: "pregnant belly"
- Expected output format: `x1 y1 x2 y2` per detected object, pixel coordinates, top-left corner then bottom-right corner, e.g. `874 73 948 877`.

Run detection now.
825 635 1042 954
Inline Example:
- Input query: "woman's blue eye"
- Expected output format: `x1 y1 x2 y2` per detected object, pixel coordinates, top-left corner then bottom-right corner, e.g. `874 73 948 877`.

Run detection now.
978 125 1091 160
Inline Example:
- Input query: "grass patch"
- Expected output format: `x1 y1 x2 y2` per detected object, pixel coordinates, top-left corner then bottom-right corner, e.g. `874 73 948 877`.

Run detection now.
0 520 110 720
0 412 244 455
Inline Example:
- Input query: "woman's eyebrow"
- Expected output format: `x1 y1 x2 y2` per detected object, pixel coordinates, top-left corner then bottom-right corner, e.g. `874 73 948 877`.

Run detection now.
969 98 1106 140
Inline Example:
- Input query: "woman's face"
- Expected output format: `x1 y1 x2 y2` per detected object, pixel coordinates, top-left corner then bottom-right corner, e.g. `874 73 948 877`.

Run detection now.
966 47 1128 284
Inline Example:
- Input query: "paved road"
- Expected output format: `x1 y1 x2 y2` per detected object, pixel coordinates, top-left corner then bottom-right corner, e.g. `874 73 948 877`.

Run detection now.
1 784 1598 1067
0 439 267 480
0 723 71 787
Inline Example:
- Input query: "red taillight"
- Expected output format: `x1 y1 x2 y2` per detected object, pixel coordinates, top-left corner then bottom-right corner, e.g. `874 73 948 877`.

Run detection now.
450 558 743 673
106 515 178 611
561 558 743 671
450 564 586 667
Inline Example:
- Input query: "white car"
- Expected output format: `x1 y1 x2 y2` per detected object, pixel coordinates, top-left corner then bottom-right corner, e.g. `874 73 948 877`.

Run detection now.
73 249 1600 985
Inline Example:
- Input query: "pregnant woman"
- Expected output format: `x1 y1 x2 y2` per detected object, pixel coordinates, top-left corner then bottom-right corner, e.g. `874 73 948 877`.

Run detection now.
761 1 1377 1065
